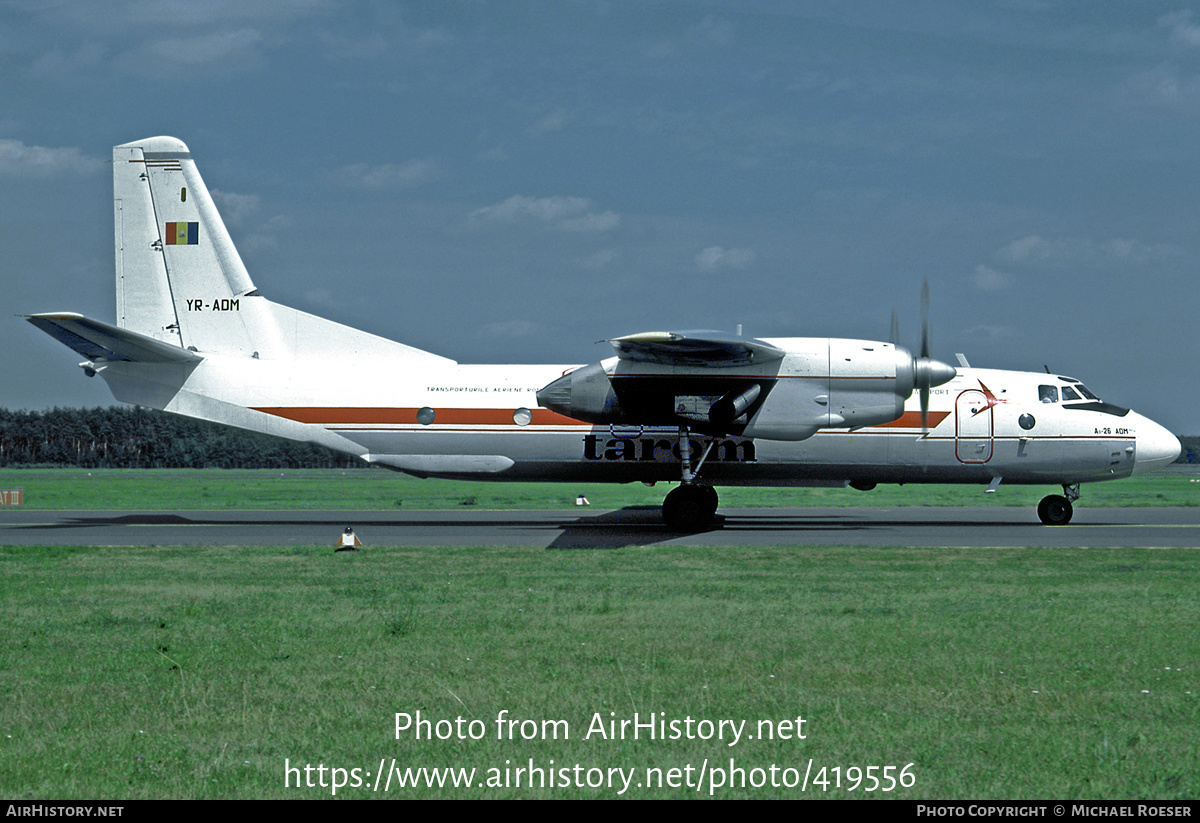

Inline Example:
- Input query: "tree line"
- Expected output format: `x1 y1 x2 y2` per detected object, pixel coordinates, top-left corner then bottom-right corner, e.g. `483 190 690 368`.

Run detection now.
0 407 363 468
0 406 1195 468
1176 436 1199 464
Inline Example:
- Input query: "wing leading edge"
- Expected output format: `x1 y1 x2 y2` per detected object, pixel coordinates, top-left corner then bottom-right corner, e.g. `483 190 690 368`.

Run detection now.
605 330 784 367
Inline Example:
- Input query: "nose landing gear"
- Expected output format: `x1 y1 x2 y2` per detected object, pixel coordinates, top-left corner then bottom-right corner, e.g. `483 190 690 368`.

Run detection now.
1037 483 1080 525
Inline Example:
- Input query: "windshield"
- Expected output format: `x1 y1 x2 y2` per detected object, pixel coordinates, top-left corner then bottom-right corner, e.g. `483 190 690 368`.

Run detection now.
1039 381 1102 404
1038 381 1128 416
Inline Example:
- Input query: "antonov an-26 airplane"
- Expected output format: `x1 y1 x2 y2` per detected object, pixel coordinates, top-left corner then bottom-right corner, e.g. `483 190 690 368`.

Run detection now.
27 137 1181 531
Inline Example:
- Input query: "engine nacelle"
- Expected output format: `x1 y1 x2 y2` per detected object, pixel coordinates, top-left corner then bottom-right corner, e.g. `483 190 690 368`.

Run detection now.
534 362 620 425
535 336 955 441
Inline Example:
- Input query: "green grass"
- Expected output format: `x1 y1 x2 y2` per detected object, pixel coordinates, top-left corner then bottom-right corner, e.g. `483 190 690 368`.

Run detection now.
2 468 1196 798
0 466 1197 510
1 543 1197 799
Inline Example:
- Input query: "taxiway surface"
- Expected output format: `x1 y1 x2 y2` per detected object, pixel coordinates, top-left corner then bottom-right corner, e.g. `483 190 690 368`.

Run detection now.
2 507 1198 549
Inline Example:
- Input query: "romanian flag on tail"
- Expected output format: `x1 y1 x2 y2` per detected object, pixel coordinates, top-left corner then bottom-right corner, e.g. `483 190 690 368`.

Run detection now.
165 221 198 245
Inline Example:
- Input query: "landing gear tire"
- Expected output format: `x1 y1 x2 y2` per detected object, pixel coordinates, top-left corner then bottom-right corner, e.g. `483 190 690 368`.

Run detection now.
662 485 719 532
1037 494 1073 526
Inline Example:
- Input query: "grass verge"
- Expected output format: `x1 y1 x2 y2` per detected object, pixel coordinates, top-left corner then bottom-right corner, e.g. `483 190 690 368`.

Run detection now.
1 542 1197 799
0 466 1196 510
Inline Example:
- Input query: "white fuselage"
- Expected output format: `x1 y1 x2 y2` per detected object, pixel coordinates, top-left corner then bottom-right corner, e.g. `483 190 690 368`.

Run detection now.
95 355 1179 487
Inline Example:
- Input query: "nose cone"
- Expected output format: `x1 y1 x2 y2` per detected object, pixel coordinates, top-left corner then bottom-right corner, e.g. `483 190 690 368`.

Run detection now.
1132 414 1181 475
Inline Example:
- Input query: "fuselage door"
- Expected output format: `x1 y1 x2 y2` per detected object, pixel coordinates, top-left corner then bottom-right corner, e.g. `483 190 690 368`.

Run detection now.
955 390 993 463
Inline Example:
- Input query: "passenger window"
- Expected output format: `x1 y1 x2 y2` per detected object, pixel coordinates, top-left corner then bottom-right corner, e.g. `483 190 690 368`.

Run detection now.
1061 386 1081 401
1039 385 1058 403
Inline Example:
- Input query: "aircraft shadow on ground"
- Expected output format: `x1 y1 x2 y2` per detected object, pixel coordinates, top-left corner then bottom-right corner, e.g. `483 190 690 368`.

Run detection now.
13 510 692 549
547 508 1058 549
546 506 881 549
8 507 1053 551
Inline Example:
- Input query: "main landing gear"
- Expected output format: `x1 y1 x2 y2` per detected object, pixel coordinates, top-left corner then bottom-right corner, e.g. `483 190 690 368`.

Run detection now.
662 484 720 531
661 426 721 532
1037 483 1080 526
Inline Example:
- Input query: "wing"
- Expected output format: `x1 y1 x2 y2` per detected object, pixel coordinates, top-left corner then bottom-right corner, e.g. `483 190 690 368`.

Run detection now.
26 312 202 363
604 330 784 367
538 330 783 434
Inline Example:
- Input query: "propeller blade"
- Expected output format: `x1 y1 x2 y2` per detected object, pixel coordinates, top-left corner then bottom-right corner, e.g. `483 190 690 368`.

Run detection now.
895 279 956 432
914 278 951 430
919 278 931 359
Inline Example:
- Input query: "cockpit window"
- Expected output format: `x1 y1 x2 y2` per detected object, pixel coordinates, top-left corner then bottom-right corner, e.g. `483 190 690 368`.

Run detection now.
1047 379 1127 416
1040 382 1107 406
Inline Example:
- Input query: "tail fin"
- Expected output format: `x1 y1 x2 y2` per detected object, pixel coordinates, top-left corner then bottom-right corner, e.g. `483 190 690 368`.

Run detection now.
114 136 269 356
112 136 450 364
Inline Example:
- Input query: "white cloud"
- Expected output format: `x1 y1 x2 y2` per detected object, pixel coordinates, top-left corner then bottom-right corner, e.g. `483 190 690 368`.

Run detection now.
210 192 293 253
695 245 755 272
1116 14 1200 110
1098 237 1178 263
1119 65 1200 109
242 215 296 253
0 140 99 176
970 264 1012 292
580 249 620 270
1160 10 1200 48
559 211 621 232
30 43 107 77
469 195 620 232
527 110 569 137
645 13 733 61
72 0 330 29
997 234 1178 268
476 145 509 163
337 159 439 189
211 190 261 227
998 234 1061 264
145 28 264 66
686 15 735 48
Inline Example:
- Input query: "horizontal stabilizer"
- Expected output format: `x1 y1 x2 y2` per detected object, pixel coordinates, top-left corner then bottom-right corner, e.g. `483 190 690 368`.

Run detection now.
26 312 201 363
606 330 784 367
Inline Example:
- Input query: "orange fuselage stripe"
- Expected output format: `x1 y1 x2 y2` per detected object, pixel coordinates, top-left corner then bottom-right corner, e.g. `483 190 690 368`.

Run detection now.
876 411 951 428
252 406 586 426
253 406 951 430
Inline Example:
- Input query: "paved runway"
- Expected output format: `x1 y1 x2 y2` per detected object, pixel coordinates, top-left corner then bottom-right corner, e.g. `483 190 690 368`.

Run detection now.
2 506 1198 549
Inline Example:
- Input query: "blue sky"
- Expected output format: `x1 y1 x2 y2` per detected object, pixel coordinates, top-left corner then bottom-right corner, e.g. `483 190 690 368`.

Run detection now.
3 1 1198 433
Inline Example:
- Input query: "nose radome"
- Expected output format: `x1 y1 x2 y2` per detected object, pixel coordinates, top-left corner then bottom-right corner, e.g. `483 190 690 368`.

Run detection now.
1133 414 1181 475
